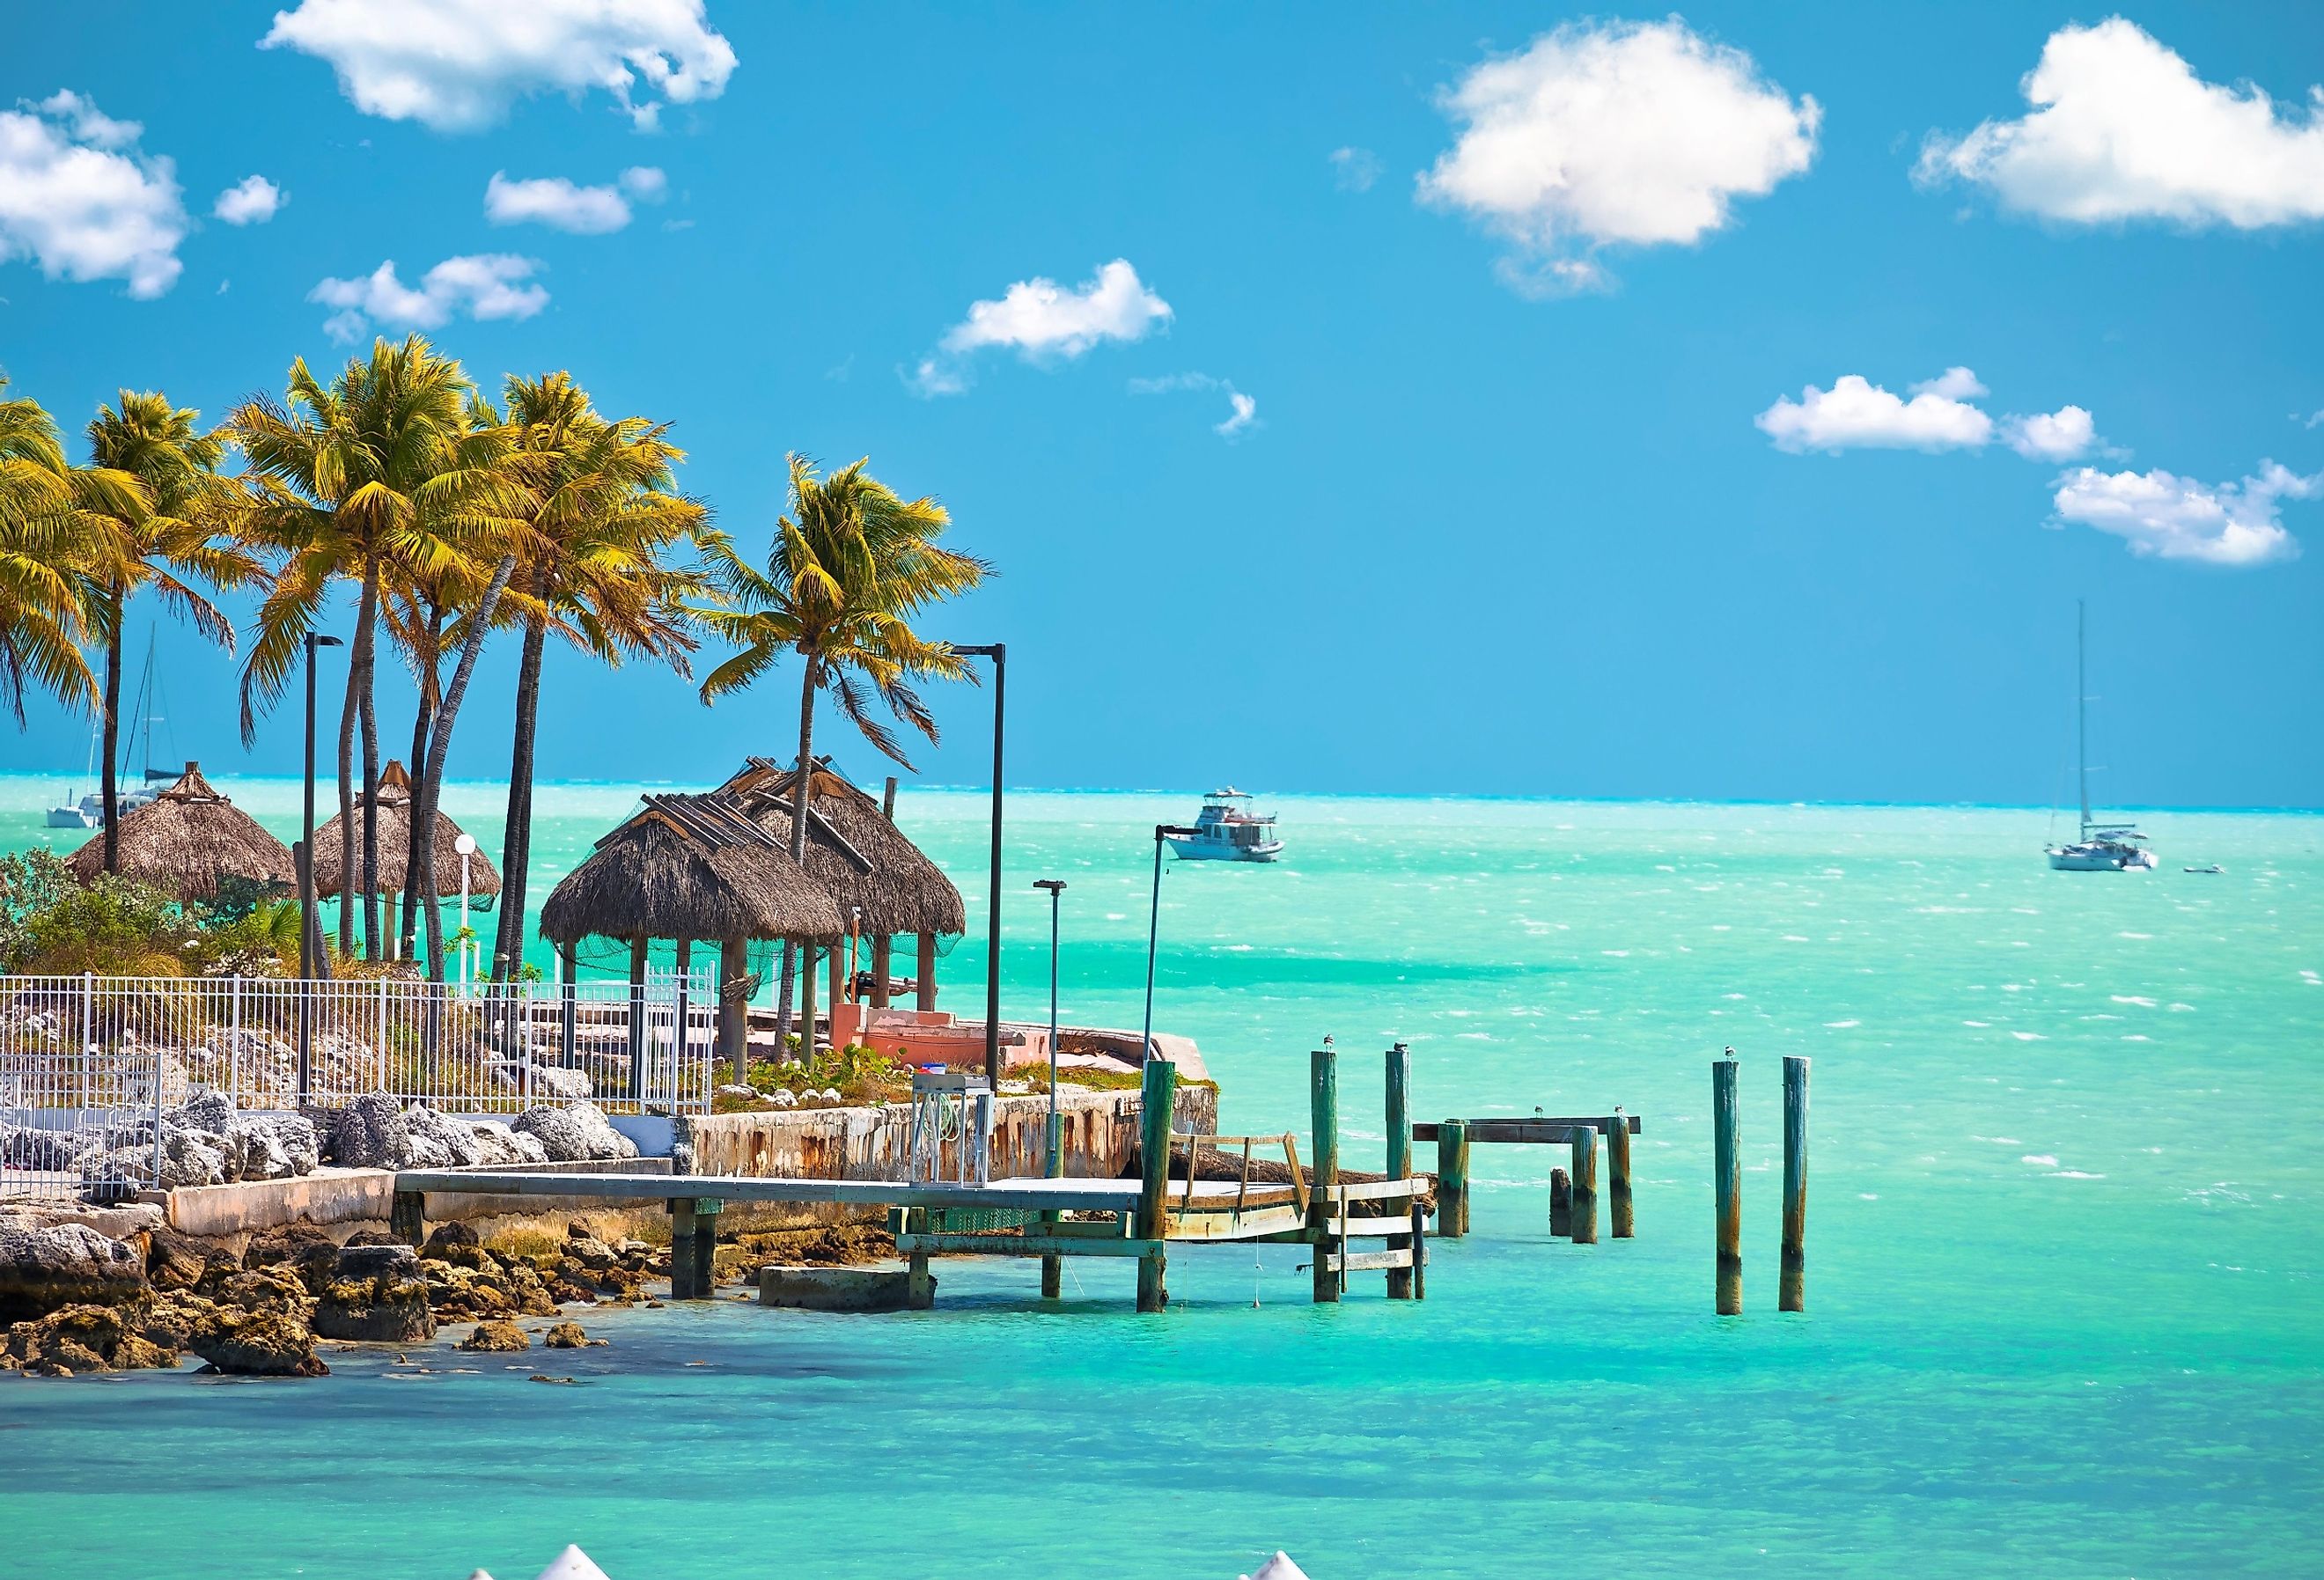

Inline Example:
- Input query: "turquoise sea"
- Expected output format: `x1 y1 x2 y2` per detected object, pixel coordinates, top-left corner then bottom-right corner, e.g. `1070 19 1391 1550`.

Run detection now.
2 777 2320 1578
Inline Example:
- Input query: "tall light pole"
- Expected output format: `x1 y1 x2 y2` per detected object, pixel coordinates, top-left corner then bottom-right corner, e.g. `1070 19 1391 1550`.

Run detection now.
1033 879 1066 1175
454 831 478 988
952 643 1005 1088
1141 826 1201 1067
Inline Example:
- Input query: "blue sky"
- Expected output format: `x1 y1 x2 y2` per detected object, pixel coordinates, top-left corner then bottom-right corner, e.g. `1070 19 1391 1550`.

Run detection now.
2 2 2320 808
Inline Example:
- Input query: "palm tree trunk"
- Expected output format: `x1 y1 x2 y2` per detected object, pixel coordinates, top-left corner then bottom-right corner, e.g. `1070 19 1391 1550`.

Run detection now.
493 597 549 983
419 555 517 983
772 661 819 1049
335 624 360 958
356 564 383 960
99 585 122 875
398 609 444 962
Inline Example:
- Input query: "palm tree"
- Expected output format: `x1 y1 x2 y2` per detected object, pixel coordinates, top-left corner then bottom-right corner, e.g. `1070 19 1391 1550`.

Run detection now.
231 336 515 961
695 455 988 1045
0 378 98 723
78 392 256 872
488 372 710 981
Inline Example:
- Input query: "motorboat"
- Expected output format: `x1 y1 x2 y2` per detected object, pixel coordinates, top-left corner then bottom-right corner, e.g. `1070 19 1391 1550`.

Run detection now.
1166 789 1283 862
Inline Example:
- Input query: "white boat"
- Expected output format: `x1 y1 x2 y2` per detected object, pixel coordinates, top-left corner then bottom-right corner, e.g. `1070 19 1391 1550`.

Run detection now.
2046 602 2156 872
41 636 172 829
1166 788 1283 862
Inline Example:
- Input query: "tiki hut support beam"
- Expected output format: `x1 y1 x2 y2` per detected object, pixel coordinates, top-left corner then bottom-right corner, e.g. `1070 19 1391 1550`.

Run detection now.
872 936 892 1009
827 939 845 1032
917 933 938 1012
800 942 817 1054
560 944 578 1068
718 937 748 1084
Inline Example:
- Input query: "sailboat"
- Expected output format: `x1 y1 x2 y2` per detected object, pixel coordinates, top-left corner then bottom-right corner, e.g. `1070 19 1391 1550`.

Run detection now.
2045 601 2157 872
41 635 174 829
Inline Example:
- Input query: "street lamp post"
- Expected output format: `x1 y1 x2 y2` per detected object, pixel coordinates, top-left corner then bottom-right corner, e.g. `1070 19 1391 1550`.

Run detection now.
1141 826 1202 1069
454 832 478 988
298 632 342 1107
952 643 1005 1088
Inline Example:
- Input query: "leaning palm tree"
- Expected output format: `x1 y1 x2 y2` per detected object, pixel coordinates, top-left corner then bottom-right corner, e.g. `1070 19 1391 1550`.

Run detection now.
488 372 710 981
695 455 988 1044
231 335 515 960
78 392 257 872
0 378 98 722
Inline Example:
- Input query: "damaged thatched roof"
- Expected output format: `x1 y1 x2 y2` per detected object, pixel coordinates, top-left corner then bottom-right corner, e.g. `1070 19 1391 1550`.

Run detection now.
538 790 848 945
65 762 296 903
310 759 502 899
718 756 967 937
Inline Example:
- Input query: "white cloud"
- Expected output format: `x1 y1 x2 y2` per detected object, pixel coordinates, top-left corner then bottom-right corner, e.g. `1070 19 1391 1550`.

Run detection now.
1330 146 1381 193
2003 405 2097 462
0 91 185 298
1917 19 2324 229
1128 371 1260 441
486 172 618 232
2051 461 2314 565
261 0 737 132
213 174 284 224
1417 19 1819 290
2302 408 2324 429
913 259 1171 395
618 165 666 200
310 254 548 340
1756 371 1994 452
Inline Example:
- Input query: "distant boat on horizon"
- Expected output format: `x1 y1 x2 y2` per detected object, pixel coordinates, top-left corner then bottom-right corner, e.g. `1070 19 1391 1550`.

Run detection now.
1167 787 1283 862
2046 600 2157 872
42 632 178 830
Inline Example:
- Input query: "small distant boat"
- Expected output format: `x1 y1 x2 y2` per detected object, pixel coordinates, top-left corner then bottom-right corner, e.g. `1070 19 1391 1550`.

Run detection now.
1166 788 1283 862
41 634 174 829
2046 602 2156 872
2184 864 2224 875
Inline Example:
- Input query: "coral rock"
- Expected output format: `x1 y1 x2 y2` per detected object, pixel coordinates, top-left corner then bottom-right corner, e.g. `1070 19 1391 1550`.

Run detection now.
457 1319 530 1352
4 1302 177 1376
0 1223 150 1325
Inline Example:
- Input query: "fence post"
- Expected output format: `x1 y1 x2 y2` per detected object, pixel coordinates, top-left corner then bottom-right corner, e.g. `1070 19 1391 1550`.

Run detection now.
1782 1055 1810 1312
376 976 389 1095
1134 1057 1177 1313
1385 1042 1414 1298
150 1014 165 1194
519 979 534 1110
627 941 648 1106
228 976 242 1106
1309 1045 1341 1304
673 949 692 1114
1437 1119 1469 1238
79 972 93 1120
1714 1055 1742 1315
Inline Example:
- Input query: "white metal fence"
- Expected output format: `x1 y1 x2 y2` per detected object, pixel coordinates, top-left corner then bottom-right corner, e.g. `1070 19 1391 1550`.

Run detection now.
0 968 715 1203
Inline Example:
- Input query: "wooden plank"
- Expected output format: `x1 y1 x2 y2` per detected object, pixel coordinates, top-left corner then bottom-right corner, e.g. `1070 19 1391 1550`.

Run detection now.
897 1232 1162 1259
1166 1203 1308 1242
1327 1249 1410 1273
1325 1178 1426 1205
1413 1115 1641 1143
393 1169 1142 1214
1782 1055 1810 1312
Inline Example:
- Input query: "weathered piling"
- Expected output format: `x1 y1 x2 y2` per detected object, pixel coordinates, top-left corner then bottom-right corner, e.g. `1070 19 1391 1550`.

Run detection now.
1782 1055 1810 1312
1569 1125 1600 1245
1714 1055 1741 1314
1607 1111 1634 1238
1135 1058 1177 1312
904 1206 935 1310
1549 1167 1571 1236
1437 1120 1469 1238
390 1188 424 1246
669 1196 722 1300
1309 1046 1341 1304
1408 1200 1427 1299
1385 1043 1414 1298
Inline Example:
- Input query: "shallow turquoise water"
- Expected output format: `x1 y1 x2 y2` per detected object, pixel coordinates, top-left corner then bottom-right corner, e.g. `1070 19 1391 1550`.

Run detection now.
3 783 2320 1578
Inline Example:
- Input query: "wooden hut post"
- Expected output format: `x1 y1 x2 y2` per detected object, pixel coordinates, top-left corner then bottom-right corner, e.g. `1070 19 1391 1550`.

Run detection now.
827 936 846 1039
1715 1055 1742 1315
1309 1046 1341 1304
718 938 748 1084
1134 1057 1177 1313
1437 1120 1469 1238
1550 1166 1572 1236
1608 1112 1636 1238
1570 1125 1600 1245
558 944 577 1068
1782 1055 1810 1312
916 932 938 1011
1385 1042 1414 1298
799 942 817 1053
872 937 893 1009
628 938 649 1100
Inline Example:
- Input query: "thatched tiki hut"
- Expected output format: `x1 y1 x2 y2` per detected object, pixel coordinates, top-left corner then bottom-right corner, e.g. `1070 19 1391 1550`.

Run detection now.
66 761 295 903
717 755 967 1026
539 791 846 1083
311 759 502 956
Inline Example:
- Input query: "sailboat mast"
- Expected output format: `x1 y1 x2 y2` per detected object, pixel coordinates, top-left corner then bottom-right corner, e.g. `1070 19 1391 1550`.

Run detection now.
2076 599 2091 837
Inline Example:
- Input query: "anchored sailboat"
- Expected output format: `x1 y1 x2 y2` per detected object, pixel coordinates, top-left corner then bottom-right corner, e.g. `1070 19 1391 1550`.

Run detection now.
2045 601 2156 872
41 633 177 829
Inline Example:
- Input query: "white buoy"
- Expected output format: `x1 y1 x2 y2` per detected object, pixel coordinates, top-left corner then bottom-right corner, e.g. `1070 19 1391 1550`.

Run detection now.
533 1546 612 1580
1243 1553 1309 1580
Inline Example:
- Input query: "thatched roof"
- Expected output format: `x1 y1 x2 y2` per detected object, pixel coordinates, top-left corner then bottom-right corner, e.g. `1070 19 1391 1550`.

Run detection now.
538 790 848 945
311 759 502 899
718 756 967 937
65 762 295 903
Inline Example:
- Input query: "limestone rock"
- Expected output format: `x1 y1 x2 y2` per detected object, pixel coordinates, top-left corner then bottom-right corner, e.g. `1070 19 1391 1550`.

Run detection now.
141 1290 222 1350
4 1302 176 1376
403 1103 482 1168
171 1087 237 1135
191 1303 327 1376
457 1318 529 1352
0 1223 150 1324
421 1220 480 1260
242 1228 342 1295
314 1254 435 1344
216 1264 318 1315
223 1113 319 1181
335 1243 419 1279
512 1103 636 1164
0 1124 85 1172
145 1227 215 1293
543 1321 603 1349
325 1092 408 1169
467 1120 549 1167
158 1127 229 1188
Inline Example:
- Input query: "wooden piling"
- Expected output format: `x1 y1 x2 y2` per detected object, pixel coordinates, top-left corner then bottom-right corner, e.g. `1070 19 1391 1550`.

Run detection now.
1782 1055 1810 1312
1408 1200 1427 1299
1309 1046 1341 1303
1135 1058 1177 1312
1549 1166 1571 1236
1607 1113 1634 1238
390 1189 424 1246
1385 1044 1413 1298
1714 1055 1741 1314
904 1206 935 1309
670 1198 700 1299
1569 1125 1600 1245
717 937 747 1084
1436 1119 1469 1238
